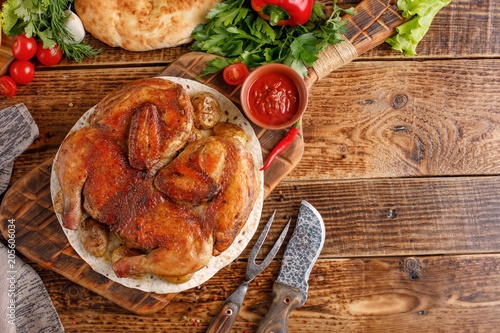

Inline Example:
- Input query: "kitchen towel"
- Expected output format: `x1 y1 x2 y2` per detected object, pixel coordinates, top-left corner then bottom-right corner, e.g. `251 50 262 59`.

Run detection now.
0 103 39 195
0 243 64 333
1 103 64 332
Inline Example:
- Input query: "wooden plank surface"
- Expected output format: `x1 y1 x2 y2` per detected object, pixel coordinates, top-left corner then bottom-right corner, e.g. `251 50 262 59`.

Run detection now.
265 177 500 256
6 57 500 184
2 0 497 184
30 255 500 332
301 58 500 178
0 0 499 331
0 0 493 76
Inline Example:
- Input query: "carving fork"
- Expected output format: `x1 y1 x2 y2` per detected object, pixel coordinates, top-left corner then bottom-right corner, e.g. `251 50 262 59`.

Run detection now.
206 211 291 333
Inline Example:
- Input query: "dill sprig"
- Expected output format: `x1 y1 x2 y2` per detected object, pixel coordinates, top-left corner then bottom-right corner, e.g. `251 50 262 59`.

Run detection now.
1 0 101 62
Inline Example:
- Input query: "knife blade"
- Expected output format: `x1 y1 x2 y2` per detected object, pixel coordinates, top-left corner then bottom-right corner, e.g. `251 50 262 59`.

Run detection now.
256 200 325 333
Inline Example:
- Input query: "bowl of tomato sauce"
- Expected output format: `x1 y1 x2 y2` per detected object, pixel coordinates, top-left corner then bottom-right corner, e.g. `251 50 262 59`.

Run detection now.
240 63 308 130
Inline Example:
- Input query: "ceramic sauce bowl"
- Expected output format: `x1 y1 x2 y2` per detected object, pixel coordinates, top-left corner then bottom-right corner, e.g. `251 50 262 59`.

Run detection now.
240 63 308 130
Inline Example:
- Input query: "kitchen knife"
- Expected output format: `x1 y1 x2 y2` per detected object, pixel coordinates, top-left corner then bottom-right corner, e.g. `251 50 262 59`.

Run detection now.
256 200 325 333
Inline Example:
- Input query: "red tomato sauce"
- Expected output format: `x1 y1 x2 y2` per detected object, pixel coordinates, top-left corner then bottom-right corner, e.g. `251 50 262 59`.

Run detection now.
247 72 299 125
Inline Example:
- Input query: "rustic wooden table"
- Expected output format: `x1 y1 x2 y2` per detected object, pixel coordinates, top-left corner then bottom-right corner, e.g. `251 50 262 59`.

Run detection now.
1 0 499 331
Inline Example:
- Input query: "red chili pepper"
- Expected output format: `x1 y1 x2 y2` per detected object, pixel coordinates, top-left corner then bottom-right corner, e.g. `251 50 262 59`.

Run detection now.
260 121 300 171
251 0 314 26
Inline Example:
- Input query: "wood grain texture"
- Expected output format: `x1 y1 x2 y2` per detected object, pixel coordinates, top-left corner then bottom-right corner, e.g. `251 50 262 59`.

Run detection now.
2 0 497 185
343 0 404 55
0 0 486 70
1 0 488 70
6 56 498 185
24 255 500 332
263 176 500 257
4 158 497 317
0 33 14 76
299 59 500 179
308 0 405 84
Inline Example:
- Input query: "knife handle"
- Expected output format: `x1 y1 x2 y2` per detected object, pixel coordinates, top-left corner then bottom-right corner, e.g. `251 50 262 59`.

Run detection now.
256 282 305 333
206 283 248 333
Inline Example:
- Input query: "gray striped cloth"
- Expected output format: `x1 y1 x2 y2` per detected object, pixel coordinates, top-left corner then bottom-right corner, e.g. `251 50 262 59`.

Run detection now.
0 103 39 195
0 243 64 333
1 104 63 332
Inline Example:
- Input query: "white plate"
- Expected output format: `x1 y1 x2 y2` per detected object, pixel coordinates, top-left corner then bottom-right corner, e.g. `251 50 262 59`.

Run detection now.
50 76 264 294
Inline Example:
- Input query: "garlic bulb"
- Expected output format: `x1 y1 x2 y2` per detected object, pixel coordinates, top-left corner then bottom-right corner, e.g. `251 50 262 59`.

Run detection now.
64 10 86 44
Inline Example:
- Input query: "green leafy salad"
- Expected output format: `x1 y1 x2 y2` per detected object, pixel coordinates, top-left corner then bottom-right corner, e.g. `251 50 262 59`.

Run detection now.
387 0 452 56
1 0 100 62
191 0 356 77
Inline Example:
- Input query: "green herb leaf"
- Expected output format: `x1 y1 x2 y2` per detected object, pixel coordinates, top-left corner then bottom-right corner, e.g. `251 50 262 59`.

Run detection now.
310 4 326 21
203 57 232 75
290 33 319 66
253 16 276 41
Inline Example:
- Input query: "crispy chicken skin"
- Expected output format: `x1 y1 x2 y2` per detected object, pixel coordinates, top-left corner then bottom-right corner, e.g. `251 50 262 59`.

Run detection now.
56 78 194 230
155 136 258 254
55 78 258 279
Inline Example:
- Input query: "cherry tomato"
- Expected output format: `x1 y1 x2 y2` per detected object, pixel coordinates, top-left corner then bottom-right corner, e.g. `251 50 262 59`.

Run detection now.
0 76 17 98
9 60 35 85
12 34 38 61
36 43 63 66
223 62 249 86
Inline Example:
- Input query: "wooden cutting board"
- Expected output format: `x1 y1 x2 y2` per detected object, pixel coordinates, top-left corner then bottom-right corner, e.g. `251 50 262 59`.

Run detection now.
0 0 405 314
0 159 177 314
0 32 14 75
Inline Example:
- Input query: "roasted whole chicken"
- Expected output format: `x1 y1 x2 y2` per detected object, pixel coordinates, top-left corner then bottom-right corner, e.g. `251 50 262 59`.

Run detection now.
55 78 259 281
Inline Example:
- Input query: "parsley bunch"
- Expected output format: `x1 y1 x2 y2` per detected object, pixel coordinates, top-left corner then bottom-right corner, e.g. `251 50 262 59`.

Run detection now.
191 0 355 76
1 0 100 62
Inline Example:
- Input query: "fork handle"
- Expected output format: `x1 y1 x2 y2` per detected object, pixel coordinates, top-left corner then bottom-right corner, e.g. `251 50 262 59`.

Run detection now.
255 282 305 333
205 301 241 333
206 283 248 333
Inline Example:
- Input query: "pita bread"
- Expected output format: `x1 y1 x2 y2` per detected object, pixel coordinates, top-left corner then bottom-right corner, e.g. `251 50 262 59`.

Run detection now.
74 0 221 51
51 77 264 293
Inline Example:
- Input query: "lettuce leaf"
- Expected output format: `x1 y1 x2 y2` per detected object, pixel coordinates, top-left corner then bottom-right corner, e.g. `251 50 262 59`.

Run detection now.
1 0 22 36
386 0 452 56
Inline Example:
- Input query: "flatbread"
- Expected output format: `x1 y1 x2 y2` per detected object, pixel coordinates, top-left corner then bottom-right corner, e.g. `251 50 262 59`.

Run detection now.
50 77 264 294
74 0 221 51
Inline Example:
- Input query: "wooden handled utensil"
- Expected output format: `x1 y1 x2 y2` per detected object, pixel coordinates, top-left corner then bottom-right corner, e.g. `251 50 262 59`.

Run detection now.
205 211 291 333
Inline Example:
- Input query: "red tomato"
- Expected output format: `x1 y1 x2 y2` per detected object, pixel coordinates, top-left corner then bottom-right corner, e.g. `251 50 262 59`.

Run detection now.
36 43 63 66
9 60 35 85
223 62 249 86
0 76 17 98
12 34 37 60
